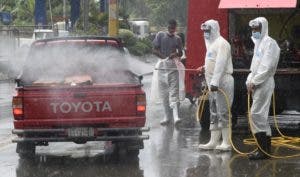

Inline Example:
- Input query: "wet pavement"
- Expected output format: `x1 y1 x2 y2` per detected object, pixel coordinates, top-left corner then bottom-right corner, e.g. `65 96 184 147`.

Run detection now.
0 64 300 177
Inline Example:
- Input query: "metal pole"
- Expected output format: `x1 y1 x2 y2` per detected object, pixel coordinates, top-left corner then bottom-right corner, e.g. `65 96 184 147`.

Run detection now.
108 0 118 37
154 68 199 72
83 0 89 32
63 0 66 30
63 0 66 19
48 0 53 28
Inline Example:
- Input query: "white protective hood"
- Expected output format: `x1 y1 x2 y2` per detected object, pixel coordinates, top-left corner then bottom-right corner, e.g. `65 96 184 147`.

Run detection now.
246 17 281 86
201 19 221 49
249 17 269 46
201 19 233 87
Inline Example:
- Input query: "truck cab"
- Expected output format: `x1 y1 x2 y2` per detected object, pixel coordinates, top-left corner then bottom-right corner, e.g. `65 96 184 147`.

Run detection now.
32 29 55 40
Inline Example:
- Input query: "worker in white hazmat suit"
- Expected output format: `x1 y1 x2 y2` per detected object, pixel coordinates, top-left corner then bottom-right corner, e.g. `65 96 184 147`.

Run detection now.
151 19 184 127
197 20 234 151
246 17 280 160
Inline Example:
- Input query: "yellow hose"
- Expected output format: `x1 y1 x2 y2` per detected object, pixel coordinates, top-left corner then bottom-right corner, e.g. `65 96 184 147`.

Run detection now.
195 88 300 158
195 89 209 122
196 89 256 155
247 93 300 158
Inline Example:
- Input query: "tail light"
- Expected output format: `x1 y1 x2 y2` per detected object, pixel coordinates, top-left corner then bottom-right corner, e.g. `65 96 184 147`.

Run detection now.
136 94 146 115
12 96 23 120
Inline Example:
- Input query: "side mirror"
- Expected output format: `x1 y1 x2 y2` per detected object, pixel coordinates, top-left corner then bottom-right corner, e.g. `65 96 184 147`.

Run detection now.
15 78 21 87
138 75 143 84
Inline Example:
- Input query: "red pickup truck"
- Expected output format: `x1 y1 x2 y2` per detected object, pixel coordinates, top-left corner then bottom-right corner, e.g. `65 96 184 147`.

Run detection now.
12 36 149 158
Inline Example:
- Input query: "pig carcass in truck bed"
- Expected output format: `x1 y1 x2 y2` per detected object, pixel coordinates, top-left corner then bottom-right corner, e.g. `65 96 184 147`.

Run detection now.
12 37 149 158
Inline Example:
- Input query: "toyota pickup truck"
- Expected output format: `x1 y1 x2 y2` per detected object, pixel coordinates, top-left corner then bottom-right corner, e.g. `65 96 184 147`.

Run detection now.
12 36 149 158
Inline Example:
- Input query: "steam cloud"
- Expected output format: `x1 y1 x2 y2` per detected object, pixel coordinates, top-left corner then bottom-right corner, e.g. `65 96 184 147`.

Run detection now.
0 34 27 80
19 43 136 85
1 35 156 85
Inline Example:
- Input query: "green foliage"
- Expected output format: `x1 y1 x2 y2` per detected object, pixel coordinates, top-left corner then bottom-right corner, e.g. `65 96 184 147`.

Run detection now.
46 0 70 23
145 0 187 27
120 0 187 27
128 41 146 56
1 0 70 26
118 29 137 47
120 0 151 19
98 13 108 26
139 37 153 53
118 4 131 30
13 0 35 25
118 29 152 56
1 0 187 35
0 0 17 12
128 38 152 56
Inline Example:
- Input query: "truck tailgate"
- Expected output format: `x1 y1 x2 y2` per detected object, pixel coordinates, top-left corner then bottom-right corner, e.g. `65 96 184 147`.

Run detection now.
18 84 144 127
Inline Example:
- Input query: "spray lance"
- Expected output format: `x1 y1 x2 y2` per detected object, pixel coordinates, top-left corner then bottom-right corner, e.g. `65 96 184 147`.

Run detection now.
154 67 205 77
138 68 202 77
154 68 200 72
137 66 204 82
138 67 203 77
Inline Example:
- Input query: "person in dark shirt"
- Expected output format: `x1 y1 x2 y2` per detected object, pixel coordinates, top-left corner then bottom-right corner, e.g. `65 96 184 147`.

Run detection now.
152 19 183 126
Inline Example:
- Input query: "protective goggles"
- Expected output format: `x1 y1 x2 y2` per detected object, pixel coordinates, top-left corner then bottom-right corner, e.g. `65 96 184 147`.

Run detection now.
249 20 261 29
200 23 211 31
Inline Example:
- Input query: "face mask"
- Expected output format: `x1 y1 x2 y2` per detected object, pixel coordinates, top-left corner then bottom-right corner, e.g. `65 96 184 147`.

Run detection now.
204 32 210 39
252 31 261 39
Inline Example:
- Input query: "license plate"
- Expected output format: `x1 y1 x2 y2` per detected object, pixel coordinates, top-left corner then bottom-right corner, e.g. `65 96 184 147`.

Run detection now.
67 127 94 137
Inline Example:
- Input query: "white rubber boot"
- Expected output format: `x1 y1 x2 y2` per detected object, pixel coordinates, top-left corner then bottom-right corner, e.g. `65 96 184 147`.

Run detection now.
198 130 221 150
215 128 232 151
160 101 173 126
172 103 182 127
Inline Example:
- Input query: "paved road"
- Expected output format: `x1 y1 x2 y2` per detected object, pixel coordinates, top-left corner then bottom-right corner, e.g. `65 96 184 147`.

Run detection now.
0 60 299 177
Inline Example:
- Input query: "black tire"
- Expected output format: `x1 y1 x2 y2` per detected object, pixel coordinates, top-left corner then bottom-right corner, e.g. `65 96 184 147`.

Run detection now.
110 142 126 161
16 142 36 159
113 140 142 157
126 140 143 157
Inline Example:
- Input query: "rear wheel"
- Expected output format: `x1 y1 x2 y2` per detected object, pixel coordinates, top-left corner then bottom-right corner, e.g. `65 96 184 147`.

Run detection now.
112 140 143 157
126 140 143 156
16 142 36 159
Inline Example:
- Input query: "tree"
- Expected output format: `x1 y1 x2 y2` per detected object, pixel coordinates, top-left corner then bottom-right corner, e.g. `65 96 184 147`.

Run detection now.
121 0 151 19
120 0 187 27
0 0 17 12
13 0 35 25
46 0 70 23
2 0 188 33
146 0 187 27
